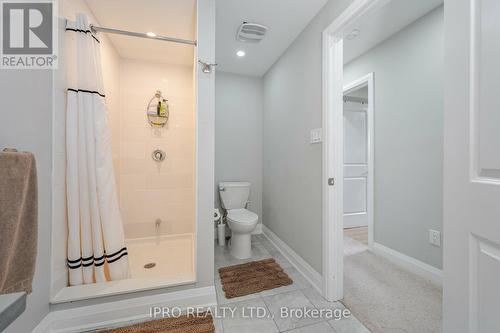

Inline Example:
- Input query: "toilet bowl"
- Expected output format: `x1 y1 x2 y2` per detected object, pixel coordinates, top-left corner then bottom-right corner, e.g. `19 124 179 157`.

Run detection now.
219 182 258 259
226 209 258 259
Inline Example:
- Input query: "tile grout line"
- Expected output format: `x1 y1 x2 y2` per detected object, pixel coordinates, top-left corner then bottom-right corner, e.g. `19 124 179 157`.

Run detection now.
259 293 281 333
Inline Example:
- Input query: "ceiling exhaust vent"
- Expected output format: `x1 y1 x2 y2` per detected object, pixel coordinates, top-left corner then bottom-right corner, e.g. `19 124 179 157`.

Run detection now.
236 22 268 43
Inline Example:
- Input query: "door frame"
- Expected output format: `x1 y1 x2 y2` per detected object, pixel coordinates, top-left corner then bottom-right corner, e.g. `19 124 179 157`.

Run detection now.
321 0 386 301
343 73 375 247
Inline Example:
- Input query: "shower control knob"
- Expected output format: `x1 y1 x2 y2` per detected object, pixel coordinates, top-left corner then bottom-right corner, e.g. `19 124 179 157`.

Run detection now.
152 149 166 162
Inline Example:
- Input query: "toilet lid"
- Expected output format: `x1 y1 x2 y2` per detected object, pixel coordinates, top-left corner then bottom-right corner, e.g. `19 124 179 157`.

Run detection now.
227 209 258 224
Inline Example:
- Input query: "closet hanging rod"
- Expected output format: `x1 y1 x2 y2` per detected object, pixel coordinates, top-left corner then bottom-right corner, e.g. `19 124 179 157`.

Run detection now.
89 25 197 46
343 96 368 104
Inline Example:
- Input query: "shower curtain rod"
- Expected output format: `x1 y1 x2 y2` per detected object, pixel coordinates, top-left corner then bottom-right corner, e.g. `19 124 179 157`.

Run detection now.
89 25 197 46
343 96 368 104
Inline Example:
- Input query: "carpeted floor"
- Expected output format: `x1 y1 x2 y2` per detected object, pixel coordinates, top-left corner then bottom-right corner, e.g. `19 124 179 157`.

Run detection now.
344 236 369 257
343 251 442 333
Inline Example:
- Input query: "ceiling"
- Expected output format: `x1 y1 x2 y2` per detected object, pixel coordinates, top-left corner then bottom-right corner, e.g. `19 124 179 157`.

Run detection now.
84 0 443 74
85 0 196 66
215 0 328 76
85 0 328 74
343 0 443 64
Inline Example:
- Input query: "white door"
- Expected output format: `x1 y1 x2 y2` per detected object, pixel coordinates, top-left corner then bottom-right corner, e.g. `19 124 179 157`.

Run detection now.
343 102 368 229
444 0 500 332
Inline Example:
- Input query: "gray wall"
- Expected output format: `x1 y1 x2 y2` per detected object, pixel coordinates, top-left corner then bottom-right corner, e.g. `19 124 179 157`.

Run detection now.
344 6 444 269
263 0 354 274
215 72 263 220
0 71 53 332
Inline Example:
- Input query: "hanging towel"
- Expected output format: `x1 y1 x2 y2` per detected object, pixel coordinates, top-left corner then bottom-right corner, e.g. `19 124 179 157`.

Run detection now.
0 149 38 294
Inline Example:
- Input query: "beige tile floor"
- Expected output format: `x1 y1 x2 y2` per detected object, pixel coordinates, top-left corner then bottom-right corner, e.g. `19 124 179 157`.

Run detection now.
213 234 370 333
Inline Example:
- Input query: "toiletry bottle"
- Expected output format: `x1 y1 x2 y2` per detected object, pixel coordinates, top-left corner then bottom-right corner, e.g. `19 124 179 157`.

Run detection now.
160 100 167 117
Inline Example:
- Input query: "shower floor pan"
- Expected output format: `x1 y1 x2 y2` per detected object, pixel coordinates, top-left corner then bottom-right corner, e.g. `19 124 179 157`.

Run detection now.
126 233 194 279
51 234 195 304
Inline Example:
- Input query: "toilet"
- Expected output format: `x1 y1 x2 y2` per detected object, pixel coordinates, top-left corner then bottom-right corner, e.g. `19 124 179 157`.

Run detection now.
219 182 258 259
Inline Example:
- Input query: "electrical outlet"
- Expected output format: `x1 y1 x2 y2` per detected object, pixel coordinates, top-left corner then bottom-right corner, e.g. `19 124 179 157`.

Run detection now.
310 128 322 144
429 229 441 247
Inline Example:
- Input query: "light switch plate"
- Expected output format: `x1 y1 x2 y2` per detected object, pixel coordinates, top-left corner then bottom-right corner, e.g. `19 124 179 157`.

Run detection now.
429 229 441 247
310 128 323 144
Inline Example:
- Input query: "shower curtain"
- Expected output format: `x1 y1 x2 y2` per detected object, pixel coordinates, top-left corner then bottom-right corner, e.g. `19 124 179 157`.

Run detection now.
65 14 129 286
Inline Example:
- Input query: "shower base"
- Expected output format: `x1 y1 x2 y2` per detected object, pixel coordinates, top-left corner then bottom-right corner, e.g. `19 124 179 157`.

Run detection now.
126 233 194 279
50 234 195 304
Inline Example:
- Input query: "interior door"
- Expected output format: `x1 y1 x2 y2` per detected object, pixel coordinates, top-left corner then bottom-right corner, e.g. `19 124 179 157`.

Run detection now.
343 102 368 229
444 0 500 332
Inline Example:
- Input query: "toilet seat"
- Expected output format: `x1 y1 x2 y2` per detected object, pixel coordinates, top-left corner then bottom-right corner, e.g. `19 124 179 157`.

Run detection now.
227 209 258 224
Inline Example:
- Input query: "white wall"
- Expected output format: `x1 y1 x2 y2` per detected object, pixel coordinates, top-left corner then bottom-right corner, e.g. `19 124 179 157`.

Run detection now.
344 6 444 269
215 72 263 220
262 0 354 274
119 59 195 239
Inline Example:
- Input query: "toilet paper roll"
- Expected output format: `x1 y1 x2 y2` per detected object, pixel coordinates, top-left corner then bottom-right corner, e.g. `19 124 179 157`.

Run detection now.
214 208 221 223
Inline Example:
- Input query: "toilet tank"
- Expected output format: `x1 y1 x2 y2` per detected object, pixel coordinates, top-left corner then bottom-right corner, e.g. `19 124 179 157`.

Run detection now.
219 182 251 210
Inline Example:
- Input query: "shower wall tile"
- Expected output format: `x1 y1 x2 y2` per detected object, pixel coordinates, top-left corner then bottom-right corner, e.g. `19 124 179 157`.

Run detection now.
123 219 195 239
119 59 195 239
120 174 146 190
120 141 147 159
145 172 194 190
140 188 194 206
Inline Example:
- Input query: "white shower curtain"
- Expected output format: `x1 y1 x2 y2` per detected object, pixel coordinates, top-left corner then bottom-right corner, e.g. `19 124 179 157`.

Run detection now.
65 14 129 286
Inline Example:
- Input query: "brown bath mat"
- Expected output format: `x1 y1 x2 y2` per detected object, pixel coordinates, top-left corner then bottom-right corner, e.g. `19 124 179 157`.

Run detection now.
219 258 293 298
98 313 214 333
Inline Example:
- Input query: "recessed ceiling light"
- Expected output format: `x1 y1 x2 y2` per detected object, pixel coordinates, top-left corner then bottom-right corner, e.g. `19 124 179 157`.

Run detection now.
236 50 246 57
146 32 156 38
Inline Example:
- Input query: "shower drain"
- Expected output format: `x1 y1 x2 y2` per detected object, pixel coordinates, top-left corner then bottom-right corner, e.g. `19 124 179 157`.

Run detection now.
144 262 156 269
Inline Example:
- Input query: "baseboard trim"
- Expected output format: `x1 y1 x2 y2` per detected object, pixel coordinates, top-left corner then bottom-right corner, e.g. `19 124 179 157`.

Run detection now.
252 223 263 235
33 286 216 333
370 242 443 287
262 225 323 294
